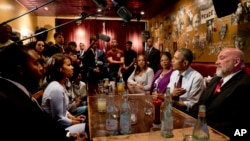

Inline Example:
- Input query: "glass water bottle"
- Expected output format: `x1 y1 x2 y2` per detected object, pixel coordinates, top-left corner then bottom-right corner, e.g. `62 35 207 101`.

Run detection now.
161 87 174 138
192 105 209 141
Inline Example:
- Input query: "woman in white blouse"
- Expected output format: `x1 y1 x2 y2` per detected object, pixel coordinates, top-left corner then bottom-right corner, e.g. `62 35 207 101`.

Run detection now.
127 54 154 94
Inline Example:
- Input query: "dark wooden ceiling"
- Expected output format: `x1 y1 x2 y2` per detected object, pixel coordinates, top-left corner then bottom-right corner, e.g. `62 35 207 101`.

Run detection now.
16 0 175 20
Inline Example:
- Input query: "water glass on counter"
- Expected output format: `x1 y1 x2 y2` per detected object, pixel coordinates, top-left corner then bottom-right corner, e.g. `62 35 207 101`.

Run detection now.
98 80 104 93
97 94 107 112
129 100 138 125
182 119 196 141
144 95 154 116
117 82 124 92
103 78 109 88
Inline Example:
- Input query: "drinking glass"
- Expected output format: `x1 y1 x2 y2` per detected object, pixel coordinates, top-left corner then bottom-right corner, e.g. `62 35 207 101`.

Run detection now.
129 100 138 125
182 119 196 141
117 82 124 94
97 94 107 112
97 80 104 94
103 78 109 88
109 81 115 93
144 95 154 116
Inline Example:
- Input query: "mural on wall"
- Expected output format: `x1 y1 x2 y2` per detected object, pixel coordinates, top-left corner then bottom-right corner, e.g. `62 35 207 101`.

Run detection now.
149 0 250 62
186 9 194 31
233 35 246 50
218 24 228 41
243 0 250 22
206 19 214 46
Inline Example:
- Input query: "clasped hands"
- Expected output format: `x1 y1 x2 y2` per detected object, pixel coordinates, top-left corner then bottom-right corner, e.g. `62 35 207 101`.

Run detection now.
128 82 144 89
68 114 86 124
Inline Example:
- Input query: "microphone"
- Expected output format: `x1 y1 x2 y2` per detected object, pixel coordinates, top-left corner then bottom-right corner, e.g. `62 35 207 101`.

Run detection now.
98 34 110 42
117 6 133 23
92 0 107 9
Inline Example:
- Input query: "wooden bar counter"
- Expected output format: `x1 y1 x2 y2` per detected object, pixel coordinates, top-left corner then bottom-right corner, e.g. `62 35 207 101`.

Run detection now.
87 94 229 141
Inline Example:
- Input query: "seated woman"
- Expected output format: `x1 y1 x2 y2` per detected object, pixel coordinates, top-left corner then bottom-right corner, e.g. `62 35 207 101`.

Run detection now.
149 52 174 98
66 67 88 116
26 40 48 104
127 54 154 94
41 53 86 134
64 45 88 116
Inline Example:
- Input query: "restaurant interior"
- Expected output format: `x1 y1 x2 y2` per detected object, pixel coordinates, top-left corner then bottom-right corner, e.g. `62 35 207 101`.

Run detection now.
1 0 250 140
1 0 250 61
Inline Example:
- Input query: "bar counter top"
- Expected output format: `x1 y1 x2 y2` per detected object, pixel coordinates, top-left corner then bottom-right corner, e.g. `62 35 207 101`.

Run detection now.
87 94 229 141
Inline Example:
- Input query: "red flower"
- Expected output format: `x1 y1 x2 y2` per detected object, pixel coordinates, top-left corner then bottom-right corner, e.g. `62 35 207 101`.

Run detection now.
152 99 162 105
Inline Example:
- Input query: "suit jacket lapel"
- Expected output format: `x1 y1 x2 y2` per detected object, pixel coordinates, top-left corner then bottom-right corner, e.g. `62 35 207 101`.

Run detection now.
202 71 245 111
219 71 244 97
0 78 42 111
199 76 221 105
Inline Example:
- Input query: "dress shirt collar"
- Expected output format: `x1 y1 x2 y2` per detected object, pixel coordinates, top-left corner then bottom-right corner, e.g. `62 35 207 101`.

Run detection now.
178 66 192 78
146 47 152 52
221 70 242 86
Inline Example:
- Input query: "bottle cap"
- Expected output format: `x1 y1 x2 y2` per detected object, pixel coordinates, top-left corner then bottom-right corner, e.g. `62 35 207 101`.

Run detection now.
199 105 206 112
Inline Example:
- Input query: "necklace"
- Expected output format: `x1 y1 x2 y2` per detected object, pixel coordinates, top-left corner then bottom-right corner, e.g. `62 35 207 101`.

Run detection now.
160 69 171 77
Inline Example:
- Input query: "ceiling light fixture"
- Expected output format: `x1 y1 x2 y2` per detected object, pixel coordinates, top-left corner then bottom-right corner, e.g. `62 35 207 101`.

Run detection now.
97 8 102 12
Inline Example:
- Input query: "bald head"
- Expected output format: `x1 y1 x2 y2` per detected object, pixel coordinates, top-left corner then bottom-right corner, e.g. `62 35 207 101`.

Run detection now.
215 47 245 77
221 47 244 65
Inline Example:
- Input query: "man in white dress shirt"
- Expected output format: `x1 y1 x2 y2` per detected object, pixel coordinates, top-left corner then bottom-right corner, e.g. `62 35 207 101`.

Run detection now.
167 48 205 113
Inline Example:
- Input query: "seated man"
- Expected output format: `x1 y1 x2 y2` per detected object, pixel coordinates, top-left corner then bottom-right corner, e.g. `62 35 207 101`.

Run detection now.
167 48 205 113
192 47 250 141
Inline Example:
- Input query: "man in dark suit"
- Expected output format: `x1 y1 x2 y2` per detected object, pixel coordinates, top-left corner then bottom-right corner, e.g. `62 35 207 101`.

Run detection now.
0 43 85 141
47 32 65 57
192 48 250 141
77 42 87 83
77 42 85 61
145 37 160 73
95 45 109 80
82 36 101 93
